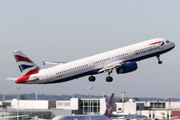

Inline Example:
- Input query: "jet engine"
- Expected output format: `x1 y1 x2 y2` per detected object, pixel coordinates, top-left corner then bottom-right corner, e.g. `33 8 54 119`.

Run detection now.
116 62 138 74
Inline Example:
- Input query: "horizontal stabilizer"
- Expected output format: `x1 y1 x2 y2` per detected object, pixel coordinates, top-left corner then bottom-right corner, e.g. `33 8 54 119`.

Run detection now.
6 78 18 80
42 61 66 65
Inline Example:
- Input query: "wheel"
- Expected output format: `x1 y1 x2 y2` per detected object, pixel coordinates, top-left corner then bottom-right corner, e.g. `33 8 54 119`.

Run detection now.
106 76 113 82
158 61 162 64
109 76 113 82
88 75 96 82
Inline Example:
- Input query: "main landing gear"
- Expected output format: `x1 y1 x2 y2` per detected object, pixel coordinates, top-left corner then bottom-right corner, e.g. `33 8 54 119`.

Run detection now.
156 55 162 64
106 70 113 82
88 69 114 82
106 76 113 82
89 71 113 82
89 75 96 82
88 75 113 82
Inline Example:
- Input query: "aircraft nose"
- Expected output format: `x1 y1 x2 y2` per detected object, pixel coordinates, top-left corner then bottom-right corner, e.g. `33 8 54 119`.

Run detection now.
171 42 175 48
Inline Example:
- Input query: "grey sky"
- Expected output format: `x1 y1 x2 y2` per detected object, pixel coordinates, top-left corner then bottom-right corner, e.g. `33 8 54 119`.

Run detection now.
0 0 179 98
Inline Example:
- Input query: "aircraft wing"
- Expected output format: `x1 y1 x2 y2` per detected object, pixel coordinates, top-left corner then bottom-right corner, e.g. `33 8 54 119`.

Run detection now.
42 61 66 65
98 61 126 73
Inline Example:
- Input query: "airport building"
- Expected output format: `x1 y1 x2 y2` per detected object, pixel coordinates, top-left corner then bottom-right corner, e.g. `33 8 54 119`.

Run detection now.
0 98 107 119
115 99 180 119
1 97 180 120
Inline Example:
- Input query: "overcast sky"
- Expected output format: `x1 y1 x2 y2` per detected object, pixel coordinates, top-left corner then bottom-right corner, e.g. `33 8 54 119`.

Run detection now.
0 0 179 98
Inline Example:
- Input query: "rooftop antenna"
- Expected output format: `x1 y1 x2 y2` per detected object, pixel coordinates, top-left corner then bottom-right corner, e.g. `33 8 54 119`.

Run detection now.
35 90 39 100
2 93 5 101
87 87 94 120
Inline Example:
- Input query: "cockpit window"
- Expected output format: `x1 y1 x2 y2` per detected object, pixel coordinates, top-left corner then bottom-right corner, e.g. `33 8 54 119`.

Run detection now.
166 40 170 43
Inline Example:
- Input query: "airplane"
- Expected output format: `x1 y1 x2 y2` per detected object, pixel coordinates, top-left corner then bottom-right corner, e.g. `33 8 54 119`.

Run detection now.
7 38 175 84
52 93 147 120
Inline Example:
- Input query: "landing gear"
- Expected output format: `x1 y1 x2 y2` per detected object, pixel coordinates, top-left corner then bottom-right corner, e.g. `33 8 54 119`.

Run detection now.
106 76 113 82
156 55 162 64
106 69 113 82
88 75 96 82
158 61 162 64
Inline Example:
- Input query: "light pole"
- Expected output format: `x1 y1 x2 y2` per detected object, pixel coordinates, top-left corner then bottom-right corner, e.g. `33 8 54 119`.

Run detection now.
87 87 94 120
2 93 5 101
35 90 39 100
120 91 126 113
100 91 106 98
15 86 20 120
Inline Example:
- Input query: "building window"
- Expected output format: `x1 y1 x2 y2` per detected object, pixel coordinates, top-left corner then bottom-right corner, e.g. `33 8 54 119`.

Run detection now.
81 99 100 114
162 103 165 108
150 102 166 108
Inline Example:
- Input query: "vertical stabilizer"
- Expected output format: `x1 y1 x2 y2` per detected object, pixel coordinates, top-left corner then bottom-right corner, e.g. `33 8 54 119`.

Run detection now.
104 93 116 117
104 95 108 107
13 50 40 76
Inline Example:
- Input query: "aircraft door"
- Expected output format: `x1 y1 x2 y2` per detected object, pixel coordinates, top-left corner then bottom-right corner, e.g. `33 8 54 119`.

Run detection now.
45 70 52 81
89 61 95 69
128 50 134 58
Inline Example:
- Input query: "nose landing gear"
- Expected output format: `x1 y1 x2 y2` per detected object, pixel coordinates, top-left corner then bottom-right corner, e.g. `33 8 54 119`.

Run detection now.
156 55 162 64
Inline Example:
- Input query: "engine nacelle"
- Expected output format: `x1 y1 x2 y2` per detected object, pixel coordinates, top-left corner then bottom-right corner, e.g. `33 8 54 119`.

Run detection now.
116 62 138 74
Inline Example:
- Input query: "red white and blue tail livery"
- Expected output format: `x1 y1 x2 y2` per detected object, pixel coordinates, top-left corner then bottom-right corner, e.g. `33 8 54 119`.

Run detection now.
7 38 175 84
11 51 40 83
13 50 40 76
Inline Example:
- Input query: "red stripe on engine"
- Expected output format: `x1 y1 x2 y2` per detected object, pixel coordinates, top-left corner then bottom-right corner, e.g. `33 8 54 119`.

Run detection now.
14 55 33 63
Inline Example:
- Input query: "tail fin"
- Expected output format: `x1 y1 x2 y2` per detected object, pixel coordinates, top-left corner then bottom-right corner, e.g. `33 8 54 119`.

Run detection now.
104 93 116 117
104 95 108 107
13 50 40 76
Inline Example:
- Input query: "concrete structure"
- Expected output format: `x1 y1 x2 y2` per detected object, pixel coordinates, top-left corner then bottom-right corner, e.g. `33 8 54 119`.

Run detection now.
0 99 71 119
116 101 144 114
115 99 180 119
11 99 56 109
56 98 107 115
56 98 78 110
0 97 107 119
2 96 180 120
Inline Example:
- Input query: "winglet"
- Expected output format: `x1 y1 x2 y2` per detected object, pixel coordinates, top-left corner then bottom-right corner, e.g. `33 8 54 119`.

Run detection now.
104 93 117 117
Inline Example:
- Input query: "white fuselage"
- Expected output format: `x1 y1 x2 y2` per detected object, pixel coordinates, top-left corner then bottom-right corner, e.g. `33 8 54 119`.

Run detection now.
27 38 175 84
